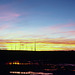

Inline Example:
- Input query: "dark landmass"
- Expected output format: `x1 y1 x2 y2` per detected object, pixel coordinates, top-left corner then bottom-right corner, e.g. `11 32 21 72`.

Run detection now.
0 50 75 75
0 50 75 64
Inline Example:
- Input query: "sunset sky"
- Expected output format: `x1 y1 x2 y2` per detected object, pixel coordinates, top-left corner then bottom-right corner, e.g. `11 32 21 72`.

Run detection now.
0 0 75 51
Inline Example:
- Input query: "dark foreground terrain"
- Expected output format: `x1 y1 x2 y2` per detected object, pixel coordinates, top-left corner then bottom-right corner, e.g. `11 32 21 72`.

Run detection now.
0 50 75 75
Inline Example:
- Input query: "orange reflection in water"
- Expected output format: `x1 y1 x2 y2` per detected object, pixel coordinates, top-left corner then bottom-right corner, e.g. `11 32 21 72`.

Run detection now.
5 61 39 65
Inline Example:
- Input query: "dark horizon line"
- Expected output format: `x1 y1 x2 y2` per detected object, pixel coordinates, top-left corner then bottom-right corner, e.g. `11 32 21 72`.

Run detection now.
0 50 75 52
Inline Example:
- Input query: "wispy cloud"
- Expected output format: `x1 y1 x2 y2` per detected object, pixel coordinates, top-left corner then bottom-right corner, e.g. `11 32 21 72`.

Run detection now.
0 4 10 10
40 23 75 32
56 31 75 34
38 23 75 39
37 38 75 44
0 12 20 21
0 24 11 31
0 3 21 21
52 30 75 38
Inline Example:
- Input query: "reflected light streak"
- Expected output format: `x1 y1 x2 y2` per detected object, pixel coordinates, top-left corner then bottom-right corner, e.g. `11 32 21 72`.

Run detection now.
10 71 53 75
6 61 39 65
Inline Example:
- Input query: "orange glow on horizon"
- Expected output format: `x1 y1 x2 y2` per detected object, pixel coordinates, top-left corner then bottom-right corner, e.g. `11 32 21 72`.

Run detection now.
0 39 75 51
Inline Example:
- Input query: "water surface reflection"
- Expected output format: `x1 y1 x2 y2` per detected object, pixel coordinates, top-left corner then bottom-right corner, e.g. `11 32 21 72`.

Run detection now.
10 71 53 75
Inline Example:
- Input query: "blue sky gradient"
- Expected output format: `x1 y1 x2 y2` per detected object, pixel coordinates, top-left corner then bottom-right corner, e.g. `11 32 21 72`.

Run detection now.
0 0 75 40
